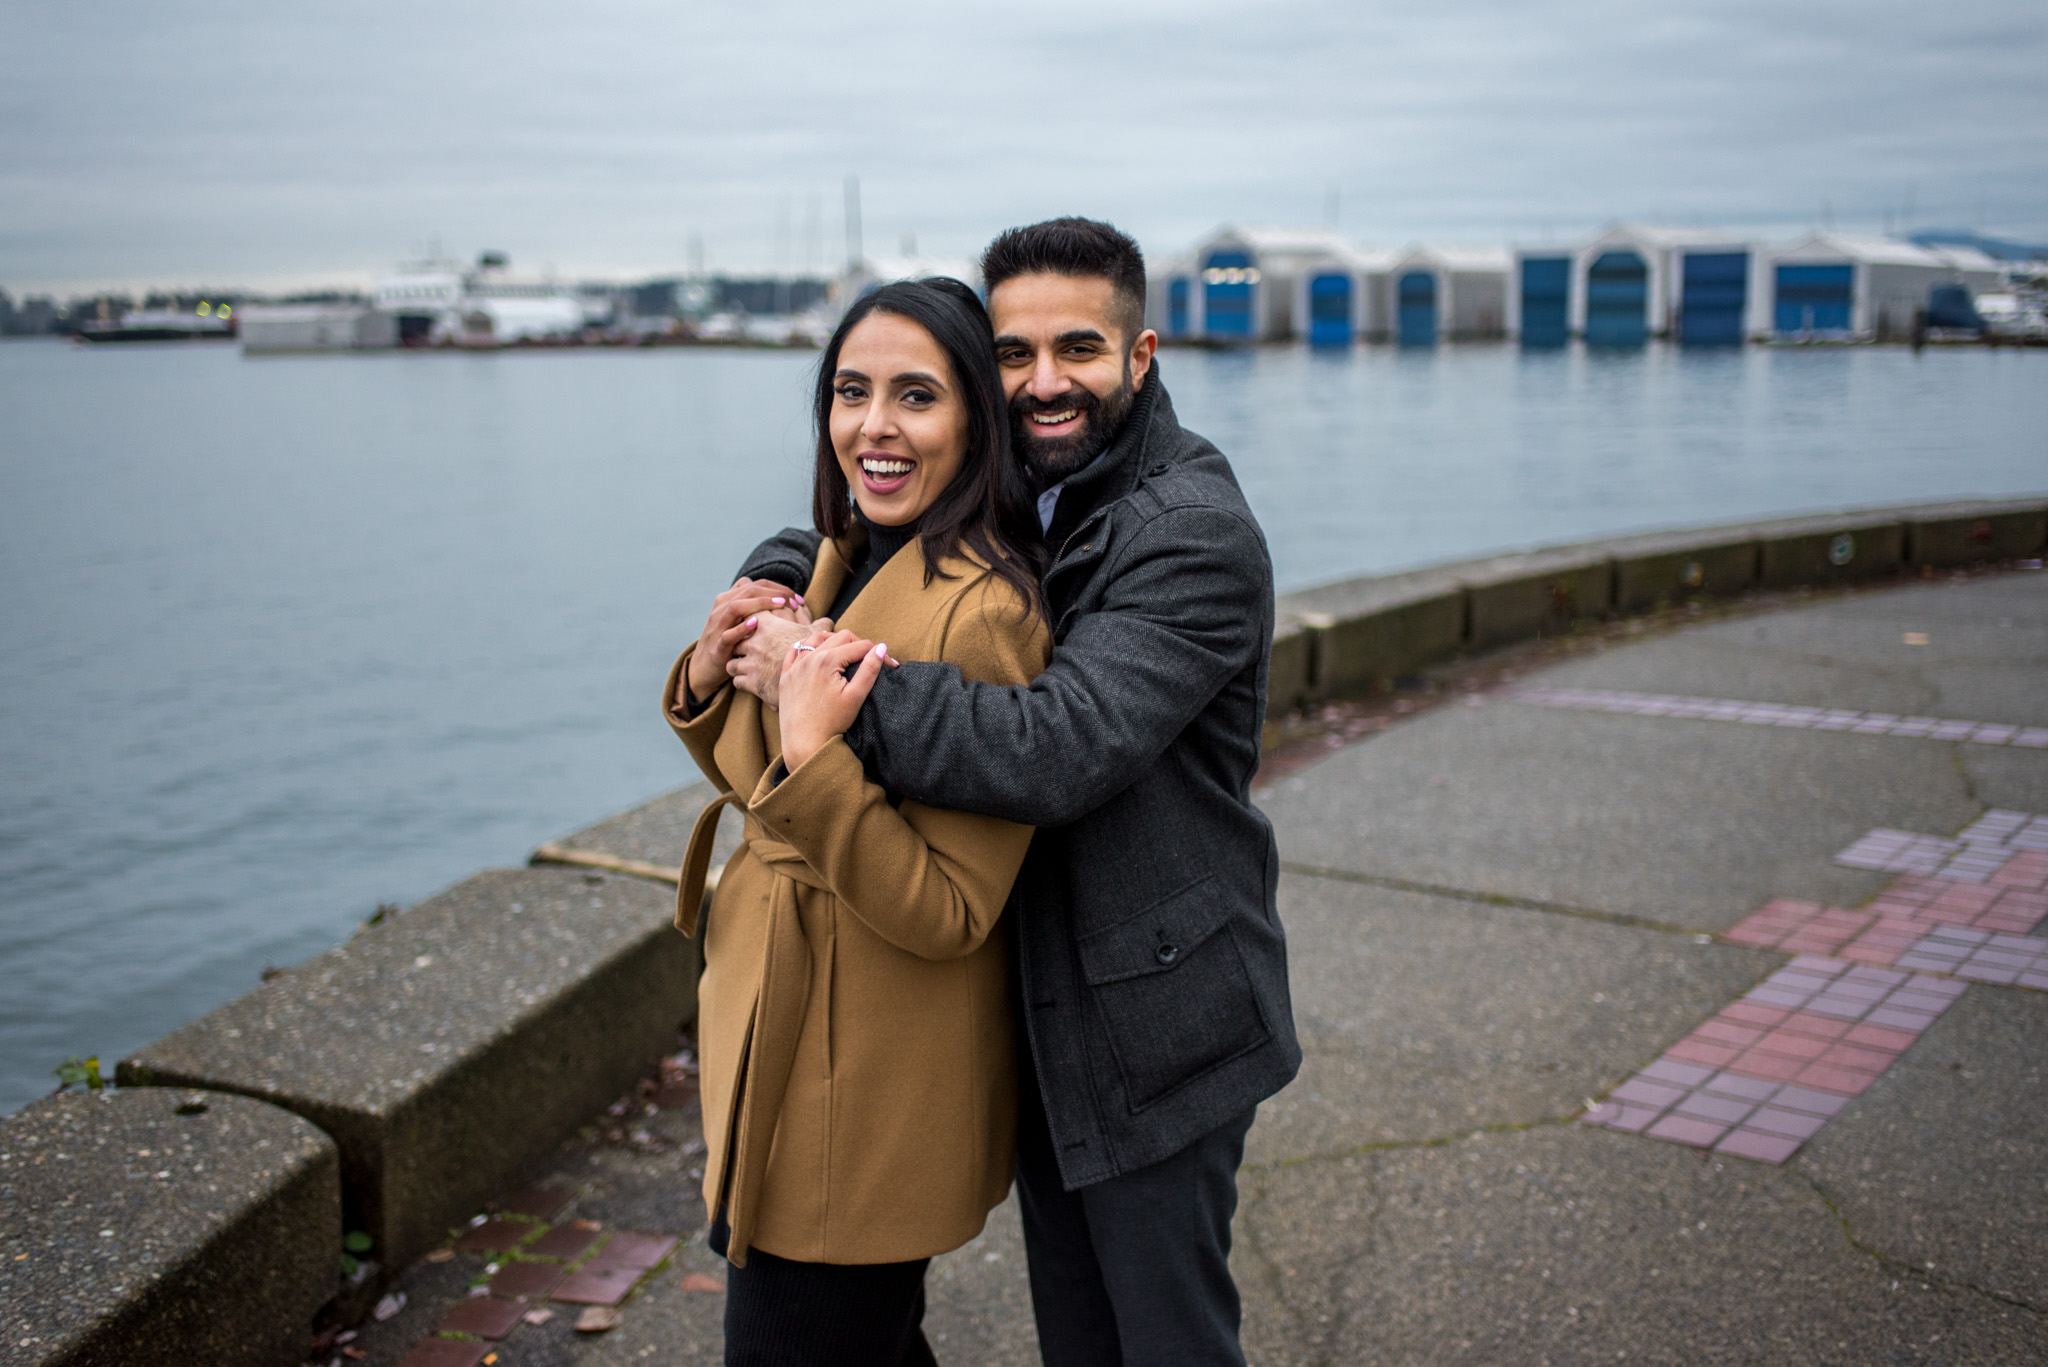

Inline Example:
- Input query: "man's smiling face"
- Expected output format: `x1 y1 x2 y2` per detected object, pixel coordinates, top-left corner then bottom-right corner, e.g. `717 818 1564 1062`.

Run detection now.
989 272 1157 488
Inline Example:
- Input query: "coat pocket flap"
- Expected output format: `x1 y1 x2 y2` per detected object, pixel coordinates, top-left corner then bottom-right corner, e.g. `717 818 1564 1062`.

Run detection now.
1075 874 1228 985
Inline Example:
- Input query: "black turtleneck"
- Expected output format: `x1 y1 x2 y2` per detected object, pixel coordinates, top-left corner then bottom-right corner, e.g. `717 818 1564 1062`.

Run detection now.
828 507 921 621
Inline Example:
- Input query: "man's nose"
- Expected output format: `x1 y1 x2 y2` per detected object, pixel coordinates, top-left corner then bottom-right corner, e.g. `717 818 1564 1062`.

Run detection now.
1026 353 1066 399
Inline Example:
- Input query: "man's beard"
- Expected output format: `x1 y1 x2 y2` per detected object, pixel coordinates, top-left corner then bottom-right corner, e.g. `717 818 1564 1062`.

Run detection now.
1010 359 1136 488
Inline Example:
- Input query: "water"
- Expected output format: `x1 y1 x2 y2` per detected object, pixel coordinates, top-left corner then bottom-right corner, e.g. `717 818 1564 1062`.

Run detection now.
2 337 2043 1114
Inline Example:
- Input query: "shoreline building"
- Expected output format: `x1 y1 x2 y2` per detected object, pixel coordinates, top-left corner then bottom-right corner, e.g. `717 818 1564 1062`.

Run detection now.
1582 226 1733 347
1511 226 1766 348
1148 254 1197 341
1769 234 2005 341
1292 244 1399 345
239 304 397 353
1387 245 1510 345
1188 227 1363 342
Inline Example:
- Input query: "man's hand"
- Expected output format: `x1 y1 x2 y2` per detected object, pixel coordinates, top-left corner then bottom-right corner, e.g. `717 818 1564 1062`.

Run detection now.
729 614 824 709
734 614 902 708
681 578 809 709
778 629 889 771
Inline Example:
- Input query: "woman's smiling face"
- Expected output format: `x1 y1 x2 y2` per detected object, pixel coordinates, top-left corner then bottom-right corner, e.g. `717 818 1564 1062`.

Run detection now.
830 311 969 527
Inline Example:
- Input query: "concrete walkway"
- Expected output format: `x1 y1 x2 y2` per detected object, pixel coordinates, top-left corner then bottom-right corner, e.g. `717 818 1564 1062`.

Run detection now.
355 570 2048 1366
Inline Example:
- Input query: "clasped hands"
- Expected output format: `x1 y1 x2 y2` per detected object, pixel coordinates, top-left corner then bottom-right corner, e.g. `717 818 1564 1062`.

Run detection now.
682 577 898 771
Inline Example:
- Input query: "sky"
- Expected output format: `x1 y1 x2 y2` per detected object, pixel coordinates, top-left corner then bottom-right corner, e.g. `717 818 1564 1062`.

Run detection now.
4 0 2045 295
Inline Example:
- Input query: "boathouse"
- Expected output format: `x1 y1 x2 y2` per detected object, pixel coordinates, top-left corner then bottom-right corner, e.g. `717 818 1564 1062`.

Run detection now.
1511 227 1768 347
1769 234 2004 341
1510 246 1574 347
1188 227 1361 342
1672 243 1765 346
1148 255 1198 341
1386 246 1510 344
1290 245 1398 345
1578 226 1719 346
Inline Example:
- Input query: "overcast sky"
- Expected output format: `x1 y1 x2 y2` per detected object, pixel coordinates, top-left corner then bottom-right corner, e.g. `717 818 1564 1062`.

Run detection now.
4 0 2044 294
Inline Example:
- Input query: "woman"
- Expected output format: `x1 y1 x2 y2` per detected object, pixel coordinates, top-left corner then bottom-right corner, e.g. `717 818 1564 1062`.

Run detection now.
662 278 1050 1366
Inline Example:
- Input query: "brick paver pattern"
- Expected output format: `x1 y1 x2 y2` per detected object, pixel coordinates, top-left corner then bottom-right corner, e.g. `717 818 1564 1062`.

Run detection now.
395 1197 680 1367
1587 811 2047 1165
1582 956 1967 1163
1725 811 2048 976
1503 686 2048 750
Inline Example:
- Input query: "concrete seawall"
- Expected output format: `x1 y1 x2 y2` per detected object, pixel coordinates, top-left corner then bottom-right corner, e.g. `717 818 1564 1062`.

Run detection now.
4 494 2042 1362
1267 496 2047 717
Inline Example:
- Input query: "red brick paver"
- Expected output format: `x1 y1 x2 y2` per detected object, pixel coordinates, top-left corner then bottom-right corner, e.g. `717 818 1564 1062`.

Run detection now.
1583 957 1965 1163
398 1340 491 1367
436 1295 526 1339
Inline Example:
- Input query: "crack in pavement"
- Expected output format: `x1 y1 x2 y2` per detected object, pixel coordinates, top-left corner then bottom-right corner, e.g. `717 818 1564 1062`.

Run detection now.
1949 741 1990 809
1237 1153 1381 1367
1279 861 1702 938
1795 1168 2048 1321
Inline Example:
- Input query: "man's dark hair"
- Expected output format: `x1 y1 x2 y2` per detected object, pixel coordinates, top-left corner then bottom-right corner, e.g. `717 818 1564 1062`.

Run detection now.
980 217 1148 347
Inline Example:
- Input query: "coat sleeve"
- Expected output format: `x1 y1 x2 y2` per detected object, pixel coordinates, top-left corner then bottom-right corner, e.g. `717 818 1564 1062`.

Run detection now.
746 578 1050 961
662 645 738 795
839 503 1270 827
734 526 824 594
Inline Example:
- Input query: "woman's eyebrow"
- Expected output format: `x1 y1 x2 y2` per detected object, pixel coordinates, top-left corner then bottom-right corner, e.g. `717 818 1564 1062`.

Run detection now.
833 367 870 382
891 370 944 388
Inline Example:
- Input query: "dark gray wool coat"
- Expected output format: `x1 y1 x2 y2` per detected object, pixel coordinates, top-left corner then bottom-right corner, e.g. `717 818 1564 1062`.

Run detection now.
736 365 1300 1190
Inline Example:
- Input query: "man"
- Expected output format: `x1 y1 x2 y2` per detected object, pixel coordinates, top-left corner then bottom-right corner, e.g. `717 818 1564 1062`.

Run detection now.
728 218 1297 1366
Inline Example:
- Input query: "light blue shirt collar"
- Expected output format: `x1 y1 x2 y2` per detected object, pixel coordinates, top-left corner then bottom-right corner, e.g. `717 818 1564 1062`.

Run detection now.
1034 451 1109 535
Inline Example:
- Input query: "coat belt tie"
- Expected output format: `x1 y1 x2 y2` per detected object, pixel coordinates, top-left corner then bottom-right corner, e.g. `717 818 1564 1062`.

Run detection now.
680 788 836 1266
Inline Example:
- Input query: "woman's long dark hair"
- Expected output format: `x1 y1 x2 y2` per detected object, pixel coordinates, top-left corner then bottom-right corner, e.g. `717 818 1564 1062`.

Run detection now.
811 278 1049 623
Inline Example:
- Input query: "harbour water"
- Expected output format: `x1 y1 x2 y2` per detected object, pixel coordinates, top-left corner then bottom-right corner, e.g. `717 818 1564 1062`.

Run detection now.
2 337 2043 1115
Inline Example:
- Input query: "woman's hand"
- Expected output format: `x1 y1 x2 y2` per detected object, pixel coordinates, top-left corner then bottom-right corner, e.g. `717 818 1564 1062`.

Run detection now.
681 578 811 708
777 628 890 771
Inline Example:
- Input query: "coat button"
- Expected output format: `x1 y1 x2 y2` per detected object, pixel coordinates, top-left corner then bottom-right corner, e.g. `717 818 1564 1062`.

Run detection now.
1155 942 1179 965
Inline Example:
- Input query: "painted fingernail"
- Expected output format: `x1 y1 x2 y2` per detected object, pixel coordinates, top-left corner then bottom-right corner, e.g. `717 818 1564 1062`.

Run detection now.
745 616 756 627
772 597 786 606
873 642 888 657
793 594 805 604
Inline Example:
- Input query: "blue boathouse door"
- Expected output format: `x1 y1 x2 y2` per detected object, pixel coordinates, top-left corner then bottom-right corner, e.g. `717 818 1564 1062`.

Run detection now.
1202 251 1255 340
1167 278 1189 338
1308 273 1353 346
1774 265 1853 335
1520 257 1570 347
1585 249 1648 347
1396 271 1437 345
1679 252 1748 345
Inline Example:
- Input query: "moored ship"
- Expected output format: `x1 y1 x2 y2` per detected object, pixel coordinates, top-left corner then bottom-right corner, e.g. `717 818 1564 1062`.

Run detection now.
78 304 237 343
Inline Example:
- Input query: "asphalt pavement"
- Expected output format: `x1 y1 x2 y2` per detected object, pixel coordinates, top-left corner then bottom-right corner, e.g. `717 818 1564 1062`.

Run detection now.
359 568 2048 1367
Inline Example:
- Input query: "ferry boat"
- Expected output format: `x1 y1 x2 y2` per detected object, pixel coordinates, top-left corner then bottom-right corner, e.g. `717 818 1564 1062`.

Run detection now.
78 304 237 344
372 252 590 346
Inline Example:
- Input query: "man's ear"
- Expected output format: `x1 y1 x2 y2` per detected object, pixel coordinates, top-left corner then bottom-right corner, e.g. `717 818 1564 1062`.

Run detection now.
1128 328 1159 386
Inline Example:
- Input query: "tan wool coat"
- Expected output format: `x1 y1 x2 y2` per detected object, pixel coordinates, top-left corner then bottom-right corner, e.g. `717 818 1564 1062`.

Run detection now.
664 533 1050 1267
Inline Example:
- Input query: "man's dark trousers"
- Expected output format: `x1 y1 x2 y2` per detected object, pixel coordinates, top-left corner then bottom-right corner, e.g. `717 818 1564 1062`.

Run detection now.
1015 1060 1256 1367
